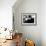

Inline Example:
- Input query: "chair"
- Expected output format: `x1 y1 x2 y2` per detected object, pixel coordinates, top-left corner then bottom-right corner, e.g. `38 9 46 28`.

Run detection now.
25 40 35 46
14 33 23 46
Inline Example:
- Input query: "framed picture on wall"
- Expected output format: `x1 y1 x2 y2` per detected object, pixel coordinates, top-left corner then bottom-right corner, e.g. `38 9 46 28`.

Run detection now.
21 13 37 26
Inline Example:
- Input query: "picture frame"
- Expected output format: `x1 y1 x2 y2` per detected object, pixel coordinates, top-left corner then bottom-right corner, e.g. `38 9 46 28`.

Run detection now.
21 13 37 26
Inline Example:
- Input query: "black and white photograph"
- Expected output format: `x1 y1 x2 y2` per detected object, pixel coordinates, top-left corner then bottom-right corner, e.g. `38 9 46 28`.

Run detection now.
21 13 37 26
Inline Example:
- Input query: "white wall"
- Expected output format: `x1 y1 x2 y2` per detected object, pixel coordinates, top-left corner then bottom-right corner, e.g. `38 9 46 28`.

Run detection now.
13 0 46 46
0 0 16 30
41 0 46 46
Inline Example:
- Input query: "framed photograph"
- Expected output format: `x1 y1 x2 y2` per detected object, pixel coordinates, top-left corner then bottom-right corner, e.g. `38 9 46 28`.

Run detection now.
21 13 37 26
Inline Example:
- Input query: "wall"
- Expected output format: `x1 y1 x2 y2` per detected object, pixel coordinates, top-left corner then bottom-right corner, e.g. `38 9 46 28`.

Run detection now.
13 0 46 46
41 0 46 46
0 0 16 30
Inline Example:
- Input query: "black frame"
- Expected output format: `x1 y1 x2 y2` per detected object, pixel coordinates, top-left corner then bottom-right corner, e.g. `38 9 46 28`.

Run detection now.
21 13 37 26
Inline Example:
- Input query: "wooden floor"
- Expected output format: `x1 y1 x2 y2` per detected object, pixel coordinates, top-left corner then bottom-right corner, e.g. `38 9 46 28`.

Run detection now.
0 39 16 46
